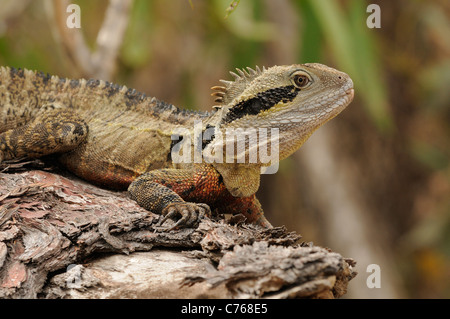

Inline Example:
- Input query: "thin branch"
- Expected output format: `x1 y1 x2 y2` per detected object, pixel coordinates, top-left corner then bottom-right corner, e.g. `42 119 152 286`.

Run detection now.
48 0 133 80
92 0 133 80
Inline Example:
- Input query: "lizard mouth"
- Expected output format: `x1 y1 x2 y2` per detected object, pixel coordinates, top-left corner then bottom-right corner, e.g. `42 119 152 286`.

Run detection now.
301 86 354 113
264 85 354 126
346 88 355 102
318 77 354 111
336 87 354 110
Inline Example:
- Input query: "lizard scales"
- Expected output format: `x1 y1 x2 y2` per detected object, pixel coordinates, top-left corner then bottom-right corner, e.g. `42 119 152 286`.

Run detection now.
0 64 354 228
0 67 206 188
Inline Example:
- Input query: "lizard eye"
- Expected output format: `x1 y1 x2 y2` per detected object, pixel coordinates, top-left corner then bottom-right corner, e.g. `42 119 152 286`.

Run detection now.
292 73 311 88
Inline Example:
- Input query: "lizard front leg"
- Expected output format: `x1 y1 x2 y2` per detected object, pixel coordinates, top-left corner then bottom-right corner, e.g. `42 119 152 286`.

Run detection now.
128 165 215 229
0 108 88 162
128 163 272 229
216 193 273 228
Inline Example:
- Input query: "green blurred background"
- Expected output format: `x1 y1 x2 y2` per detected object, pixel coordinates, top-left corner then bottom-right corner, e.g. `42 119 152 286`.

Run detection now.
0 0 448 298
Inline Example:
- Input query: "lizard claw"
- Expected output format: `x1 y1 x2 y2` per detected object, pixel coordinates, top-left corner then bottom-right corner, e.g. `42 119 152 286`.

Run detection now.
158 202 210 230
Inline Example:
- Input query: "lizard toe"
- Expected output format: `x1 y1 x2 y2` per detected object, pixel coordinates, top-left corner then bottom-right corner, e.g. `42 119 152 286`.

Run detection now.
157 206 177 227
159 202 211 230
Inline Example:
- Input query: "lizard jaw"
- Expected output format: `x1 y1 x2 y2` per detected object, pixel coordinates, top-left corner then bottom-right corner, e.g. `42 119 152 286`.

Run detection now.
248 76 353 128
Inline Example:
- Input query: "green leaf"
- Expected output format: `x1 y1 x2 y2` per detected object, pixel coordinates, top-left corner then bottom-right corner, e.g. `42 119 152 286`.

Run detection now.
306 0 393 132
225 0 241 18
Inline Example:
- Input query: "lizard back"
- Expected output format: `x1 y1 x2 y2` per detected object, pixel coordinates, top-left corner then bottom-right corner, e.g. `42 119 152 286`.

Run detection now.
0 67 209 188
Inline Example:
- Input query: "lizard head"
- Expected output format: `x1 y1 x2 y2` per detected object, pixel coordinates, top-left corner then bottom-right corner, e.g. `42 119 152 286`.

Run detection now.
206 63 353 197
211 63 354 162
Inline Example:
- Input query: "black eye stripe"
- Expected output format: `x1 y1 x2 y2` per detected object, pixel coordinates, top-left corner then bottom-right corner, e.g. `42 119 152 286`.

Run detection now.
223 85 300 123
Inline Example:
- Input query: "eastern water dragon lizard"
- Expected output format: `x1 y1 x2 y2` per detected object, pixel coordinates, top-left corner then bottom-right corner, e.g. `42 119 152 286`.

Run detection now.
0 64 354 228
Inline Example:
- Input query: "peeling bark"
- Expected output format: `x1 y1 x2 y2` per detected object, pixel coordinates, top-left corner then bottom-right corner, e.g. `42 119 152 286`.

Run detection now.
0 169 356 298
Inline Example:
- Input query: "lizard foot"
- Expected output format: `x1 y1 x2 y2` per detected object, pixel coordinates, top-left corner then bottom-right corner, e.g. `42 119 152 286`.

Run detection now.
158 202 211 230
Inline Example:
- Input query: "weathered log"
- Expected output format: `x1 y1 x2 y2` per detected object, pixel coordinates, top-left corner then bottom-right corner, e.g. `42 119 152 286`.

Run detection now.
0 168 356 298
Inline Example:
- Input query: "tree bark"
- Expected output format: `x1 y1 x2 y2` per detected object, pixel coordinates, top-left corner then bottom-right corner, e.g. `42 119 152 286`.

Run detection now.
0 167 356 299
